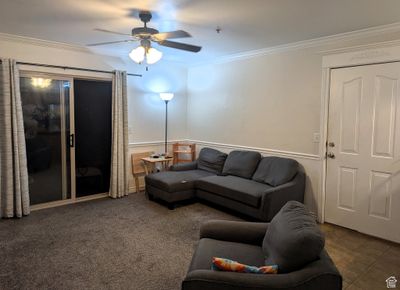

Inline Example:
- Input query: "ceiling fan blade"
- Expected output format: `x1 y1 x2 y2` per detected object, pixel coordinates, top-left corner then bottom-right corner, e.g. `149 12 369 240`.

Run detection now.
159 40 201 52
94 28 131 36
87 39 135 46
153 30 191 41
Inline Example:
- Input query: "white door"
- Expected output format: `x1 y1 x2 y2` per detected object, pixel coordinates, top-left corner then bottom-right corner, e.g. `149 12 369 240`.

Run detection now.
325 62 400 243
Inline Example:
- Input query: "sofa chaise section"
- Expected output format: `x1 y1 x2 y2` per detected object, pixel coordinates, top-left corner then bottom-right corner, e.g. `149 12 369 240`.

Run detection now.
145 148 227 208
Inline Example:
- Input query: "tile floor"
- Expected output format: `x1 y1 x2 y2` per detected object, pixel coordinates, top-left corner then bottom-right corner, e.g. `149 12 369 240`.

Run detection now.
321 223 400 290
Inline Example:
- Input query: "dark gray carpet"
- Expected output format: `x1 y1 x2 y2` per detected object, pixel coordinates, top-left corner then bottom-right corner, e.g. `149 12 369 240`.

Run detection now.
0 193 241 290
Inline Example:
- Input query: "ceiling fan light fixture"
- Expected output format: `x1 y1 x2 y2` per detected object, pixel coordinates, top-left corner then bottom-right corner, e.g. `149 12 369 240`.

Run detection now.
146 47 162 64
129 45 162 65
129 46 145 63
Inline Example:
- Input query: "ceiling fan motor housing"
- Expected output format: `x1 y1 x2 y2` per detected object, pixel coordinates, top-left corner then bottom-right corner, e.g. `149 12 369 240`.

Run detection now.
139 11 152 24
132 27 159 36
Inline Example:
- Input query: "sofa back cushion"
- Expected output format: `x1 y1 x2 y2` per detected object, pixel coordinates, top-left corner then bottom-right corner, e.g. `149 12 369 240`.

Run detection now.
197 148 228 174
222 150 261 179
262 201 325 273
252 157 298 187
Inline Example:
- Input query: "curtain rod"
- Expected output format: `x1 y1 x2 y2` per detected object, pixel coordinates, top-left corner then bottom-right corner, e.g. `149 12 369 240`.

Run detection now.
16 61 142 77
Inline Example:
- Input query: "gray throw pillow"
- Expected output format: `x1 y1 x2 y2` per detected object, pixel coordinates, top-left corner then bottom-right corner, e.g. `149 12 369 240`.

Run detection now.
197 148 228 174
222 150 261 179
262 201 325 273
252 157 298 186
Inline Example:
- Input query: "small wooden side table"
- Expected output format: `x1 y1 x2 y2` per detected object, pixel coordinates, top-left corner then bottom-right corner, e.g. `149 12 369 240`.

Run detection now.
141 156 174 175
173 143 196 164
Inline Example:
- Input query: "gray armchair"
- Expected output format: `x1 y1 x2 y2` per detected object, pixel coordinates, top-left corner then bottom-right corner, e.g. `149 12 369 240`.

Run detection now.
182 202 342 290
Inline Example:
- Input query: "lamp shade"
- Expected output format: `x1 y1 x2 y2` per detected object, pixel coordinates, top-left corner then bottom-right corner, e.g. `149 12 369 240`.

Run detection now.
160 93 174 101
129 46 145 63
146 47 163 64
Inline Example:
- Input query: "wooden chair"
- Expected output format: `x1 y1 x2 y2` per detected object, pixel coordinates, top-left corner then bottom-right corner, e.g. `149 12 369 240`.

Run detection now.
172 143 196 164
131 151 154 193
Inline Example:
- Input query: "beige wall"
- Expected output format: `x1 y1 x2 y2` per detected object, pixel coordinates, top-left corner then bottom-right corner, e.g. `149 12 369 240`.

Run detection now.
125 61 187 144
0 35 188 193
187 31 400 217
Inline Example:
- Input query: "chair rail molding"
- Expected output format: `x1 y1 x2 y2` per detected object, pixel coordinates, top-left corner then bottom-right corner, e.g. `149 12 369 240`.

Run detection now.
129 140 184 148
187 139 321 160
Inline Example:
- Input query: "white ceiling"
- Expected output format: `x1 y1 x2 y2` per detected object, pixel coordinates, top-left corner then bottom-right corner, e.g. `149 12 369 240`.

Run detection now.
2 0 400 64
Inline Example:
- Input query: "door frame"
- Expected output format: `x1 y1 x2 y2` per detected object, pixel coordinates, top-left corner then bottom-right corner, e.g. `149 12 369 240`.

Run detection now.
19 68 113 211
319 41 400 223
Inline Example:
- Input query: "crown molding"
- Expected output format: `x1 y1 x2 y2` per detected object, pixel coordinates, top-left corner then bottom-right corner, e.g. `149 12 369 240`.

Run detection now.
190 21 400 67
0 32 91 53
318 38 400 55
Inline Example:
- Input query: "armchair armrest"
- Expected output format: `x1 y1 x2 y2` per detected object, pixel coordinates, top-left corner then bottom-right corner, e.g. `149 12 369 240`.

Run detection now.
182 251 342 290
170 161 198 171
200 220 268 246
261 172 306 221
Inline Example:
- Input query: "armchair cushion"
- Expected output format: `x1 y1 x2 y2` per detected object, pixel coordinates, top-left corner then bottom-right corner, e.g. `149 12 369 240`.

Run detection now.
197 148 228 174
183 250 342 290
252 157 299 187
189 238 265 273
262 201 325 273
200 220 268 246
222 150 261 179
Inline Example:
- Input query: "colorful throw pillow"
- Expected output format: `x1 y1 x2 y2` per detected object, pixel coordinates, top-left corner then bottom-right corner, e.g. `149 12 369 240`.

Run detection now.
211 257 278 274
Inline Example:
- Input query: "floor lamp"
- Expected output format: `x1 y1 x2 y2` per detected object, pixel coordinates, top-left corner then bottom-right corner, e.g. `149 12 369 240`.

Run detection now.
160 93 174 156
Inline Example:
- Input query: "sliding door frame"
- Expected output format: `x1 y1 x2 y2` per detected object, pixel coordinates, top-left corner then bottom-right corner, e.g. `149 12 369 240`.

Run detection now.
20 69 113 211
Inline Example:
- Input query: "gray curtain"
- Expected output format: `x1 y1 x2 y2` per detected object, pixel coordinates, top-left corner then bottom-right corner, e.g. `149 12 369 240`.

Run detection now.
0 59 30 218
109 71 129 198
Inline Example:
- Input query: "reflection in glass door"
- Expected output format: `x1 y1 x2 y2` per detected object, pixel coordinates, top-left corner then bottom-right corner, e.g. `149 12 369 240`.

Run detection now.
20 76 73 205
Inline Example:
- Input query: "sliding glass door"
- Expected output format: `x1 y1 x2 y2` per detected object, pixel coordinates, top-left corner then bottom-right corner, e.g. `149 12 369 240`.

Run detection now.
20 73 113 206
74 79 112 197
20 75 74 205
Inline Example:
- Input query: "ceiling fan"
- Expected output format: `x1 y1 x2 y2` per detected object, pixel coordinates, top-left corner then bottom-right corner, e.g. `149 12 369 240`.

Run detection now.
88 11 202 64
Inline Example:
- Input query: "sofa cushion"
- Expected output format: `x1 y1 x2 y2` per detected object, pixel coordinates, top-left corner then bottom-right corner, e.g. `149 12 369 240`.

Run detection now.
197 148 228 174
222 150 261 179
196 175 272 208
145 170 215 193
262 201 325 273
189 238 265 272
252 157 299 187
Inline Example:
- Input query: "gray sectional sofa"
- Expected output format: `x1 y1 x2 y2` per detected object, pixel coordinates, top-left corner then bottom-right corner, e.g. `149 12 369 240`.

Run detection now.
145 148 305 221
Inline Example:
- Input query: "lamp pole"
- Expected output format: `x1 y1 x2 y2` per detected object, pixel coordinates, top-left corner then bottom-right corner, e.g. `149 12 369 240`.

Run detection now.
164 99 169 156
160 93 174 156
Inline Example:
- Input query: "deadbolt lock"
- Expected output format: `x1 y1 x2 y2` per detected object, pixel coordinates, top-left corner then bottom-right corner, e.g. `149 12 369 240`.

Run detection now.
328 142 335 147
327 152 335 159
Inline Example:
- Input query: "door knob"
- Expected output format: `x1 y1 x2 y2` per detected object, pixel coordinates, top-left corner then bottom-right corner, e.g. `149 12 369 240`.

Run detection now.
328 142 335 147
327 152 335 159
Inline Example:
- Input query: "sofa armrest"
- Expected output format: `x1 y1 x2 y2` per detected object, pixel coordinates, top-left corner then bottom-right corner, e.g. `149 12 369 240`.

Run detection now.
261 172 306 221
170 161 198 171
199 220 268 246
182 251 342 290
